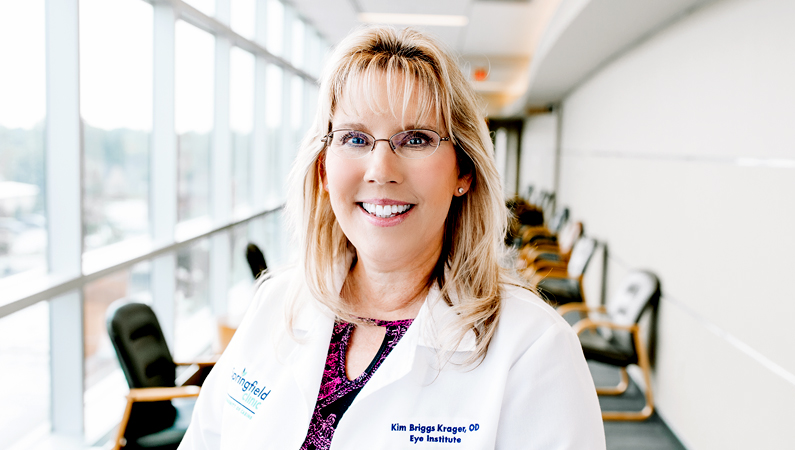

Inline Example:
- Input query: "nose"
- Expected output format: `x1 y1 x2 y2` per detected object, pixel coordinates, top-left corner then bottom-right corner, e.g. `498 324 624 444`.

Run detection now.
364 140 403 185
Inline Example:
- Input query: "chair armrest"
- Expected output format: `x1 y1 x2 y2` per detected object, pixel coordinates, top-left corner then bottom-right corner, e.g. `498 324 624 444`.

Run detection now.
531 260 569 272
113 386 202 450
127 385 201 402
572 318 638 336
175 356 218 367
556 303 606 317
525 267 571 286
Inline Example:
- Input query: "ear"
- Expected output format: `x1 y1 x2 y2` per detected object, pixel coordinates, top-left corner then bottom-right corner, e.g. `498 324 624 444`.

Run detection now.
317 156 329 192
455 173 472 196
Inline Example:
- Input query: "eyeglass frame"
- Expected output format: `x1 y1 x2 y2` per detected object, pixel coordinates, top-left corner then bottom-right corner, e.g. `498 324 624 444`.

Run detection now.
320 128 451 160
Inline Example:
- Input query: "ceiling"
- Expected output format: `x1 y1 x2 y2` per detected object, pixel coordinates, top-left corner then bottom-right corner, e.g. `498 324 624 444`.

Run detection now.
289 0 562 116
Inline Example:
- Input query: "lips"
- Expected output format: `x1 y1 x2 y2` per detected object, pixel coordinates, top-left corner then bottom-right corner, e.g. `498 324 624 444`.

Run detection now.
359 202 414 218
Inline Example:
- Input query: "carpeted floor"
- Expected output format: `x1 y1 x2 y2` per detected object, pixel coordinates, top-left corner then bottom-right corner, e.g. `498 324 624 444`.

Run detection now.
589 361 687 450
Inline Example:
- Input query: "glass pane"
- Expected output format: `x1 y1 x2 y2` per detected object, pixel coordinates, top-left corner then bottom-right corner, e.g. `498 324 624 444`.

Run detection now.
176 21 215 223
83 263 151 442
0 302 50 446
305 80 319 131
0 0 46 279
227 223 253 325
80 0 152 252
265 64 283 201
184 0 215 17
174 238 213 361
260 209 292 267
230 0 255 40
230 47 255 210
290 74 304 161
291 15 305 70
266 0 284 57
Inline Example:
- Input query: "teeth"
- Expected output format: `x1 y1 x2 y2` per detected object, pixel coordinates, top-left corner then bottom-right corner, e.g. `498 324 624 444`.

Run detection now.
361 202 411 218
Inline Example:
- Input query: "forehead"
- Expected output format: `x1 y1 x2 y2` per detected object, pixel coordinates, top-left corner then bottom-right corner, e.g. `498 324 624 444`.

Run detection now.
332 69 444 130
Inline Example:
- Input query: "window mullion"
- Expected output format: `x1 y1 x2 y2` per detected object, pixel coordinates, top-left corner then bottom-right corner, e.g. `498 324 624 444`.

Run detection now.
45 0 84 436
151 1 178 346
211 0 232 318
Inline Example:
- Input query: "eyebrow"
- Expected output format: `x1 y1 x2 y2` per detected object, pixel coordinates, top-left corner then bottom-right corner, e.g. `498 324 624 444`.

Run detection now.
331 123 439 133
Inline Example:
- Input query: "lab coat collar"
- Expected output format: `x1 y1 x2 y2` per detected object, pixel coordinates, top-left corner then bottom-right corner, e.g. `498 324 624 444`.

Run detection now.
291 247 478 352
286 250 479 414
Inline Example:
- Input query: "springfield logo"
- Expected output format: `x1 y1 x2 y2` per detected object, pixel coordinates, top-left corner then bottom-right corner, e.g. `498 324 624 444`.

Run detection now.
227 367 271 419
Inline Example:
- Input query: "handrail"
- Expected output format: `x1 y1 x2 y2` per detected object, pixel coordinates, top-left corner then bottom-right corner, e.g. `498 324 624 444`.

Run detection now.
0 205 284 319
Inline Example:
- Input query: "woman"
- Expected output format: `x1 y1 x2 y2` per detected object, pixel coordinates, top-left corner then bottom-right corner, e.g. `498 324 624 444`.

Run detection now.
179 26 604 449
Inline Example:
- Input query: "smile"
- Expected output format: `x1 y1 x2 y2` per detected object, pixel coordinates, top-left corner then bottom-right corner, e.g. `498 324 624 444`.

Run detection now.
359 202 414 219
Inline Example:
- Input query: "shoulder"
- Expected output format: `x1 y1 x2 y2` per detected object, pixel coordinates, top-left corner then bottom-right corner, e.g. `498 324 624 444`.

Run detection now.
488 283 577 358
237 265 304 329
499 283 569 334
250 265 302 307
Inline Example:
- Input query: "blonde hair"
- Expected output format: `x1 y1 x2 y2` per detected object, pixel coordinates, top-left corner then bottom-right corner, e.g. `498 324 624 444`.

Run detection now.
285 26 515 365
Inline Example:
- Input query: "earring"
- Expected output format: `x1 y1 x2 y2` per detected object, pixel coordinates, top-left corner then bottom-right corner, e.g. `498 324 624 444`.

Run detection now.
458 187 465 194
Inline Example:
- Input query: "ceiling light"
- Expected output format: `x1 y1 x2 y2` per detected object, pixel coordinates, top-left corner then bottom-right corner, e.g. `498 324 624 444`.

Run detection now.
358 13 469 27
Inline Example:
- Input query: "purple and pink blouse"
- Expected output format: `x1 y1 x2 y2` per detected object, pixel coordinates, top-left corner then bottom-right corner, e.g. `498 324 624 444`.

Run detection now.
299 318 414 450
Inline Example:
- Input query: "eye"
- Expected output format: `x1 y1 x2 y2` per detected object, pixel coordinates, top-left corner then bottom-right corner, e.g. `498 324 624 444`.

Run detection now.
408 136 427 145
399 130 436 148
339 131 371 147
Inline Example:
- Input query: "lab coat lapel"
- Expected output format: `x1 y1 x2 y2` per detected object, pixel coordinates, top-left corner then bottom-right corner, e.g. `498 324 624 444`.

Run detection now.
284 289 335 422
283 253 352 421
352 287 478 405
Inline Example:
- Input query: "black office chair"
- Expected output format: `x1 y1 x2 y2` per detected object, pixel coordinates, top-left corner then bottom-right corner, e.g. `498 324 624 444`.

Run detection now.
246 243 268 279
558 270 661 421
107 300 215 450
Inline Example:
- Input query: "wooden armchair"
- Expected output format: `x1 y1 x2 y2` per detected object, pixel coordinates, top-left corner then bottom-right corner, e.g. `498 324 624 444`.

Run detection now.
557 270 661 421
522 236 597 306
107 300 216 450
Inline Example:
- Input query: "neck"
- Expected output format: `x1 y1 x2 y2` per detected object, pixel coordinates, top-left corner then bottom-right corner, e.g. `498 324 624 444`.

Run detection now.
343 247 441 321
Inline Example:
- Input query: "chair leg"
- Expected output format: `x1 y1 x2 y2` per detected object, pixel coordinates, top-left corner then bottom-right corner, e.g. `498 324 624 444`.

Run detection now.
596 367 629 396
601 330 654 421
113 397 134 450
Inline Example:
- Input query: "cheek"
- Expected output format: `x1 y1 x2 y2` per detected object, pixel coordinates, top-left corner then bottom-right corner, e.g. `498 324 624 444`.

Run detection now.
324 157 363 204
324 158 351 189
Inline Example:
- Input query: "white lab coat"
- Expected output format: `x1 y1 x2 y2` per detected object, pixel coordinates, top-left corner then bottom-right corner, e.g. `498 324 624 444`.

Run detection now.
179 267 605 449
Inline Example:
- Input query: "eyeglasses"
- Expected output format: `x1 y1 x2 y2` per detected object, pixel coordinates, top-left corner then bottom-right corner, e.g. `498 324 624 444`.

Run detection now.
321 129 450 159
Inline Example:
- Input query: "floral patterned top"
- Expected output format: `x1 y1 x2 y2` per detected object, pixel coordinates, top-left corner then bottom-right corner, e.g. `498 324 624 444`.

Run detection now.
299 318 414 450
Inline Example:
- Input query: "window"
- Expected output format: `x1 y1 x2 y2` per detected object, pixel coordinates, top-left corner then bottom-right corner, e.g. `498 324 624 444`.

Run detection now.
230 0 256 40
291 14 305 70
0 0 46 279
230 47 255 211
290 74 304 162
227 223 253 323
80 0 153 252
83 263 151 442
175 21 215 224
0 302 50 444
265 0 284 57
174 239 213 360
265 64 284 201
183 0 215 17
1 1 321 445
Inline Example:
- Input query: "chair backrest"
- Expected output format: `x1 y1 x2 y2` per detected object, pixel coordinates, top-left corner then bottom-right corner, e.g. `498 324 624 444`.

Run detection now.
566 236 596 277
107 300 176 389
547 207 569 235
557 220 583 255
246 243 268 279
607 271 661 326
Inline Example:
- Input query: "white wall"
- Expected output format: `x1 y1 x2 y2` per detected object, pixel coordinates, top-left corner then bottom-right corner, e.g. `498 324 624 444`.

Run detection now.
518 112 558 197
550 0 795 447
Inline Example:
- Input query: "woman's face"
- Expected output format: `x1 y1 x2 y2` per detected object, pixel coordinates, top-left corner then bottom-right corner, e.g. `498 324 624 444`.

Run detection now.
322 79 470 271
